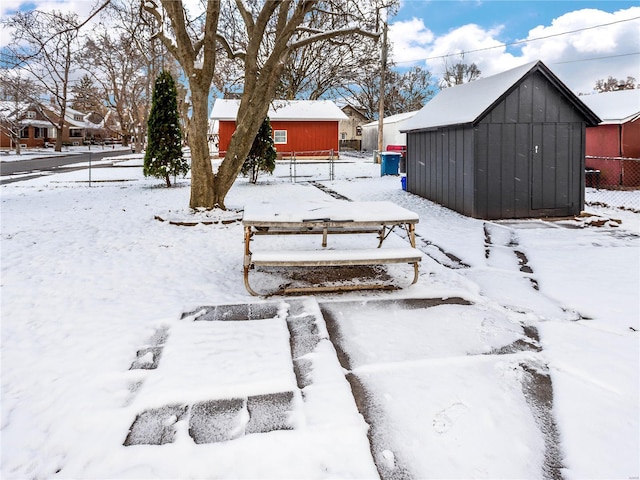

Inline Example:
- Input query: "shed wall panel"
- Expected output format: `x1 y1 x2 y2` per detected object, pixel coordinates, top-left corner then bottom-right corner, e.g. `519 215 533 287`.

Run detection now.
585 124 620 157
622 120 640 158
514 124 531 216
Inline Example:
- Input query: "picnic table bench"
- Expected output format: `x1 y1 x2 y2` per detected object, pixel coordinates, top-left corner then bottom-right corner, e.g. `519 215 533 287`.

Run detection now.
242 200 422 296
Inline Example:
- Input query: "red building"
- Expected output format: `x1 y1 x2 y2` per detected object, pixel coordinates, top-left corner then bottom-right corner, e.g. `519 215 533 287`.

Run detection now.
210 99 347 159
582 89 640 187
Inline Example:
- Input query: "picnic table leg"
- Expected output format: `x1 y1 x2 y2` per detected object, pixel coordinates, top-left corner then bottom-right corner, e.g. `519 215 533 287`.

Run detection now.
408 224 416 248
408 224 419 284
377 226 388 247
243 226 261 296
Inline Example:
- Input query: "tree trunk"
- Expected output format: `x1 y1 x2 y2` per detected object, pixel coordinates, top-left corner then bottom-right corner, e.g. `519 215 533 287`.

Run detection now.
55 125 63 152
213 60 283 207
188 83 216 209
213 98 272 207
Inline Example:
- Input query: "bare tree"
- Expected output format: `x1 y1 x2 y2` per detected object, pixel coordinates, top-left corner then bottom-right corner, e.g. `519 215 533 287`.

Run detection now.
440 59 481 88
2 10 82 151
594 76 637 92
397 66 436 111
276 26 380 100
343 65 434 120
144 0 394 210
82 30 149 146
78 1 169 151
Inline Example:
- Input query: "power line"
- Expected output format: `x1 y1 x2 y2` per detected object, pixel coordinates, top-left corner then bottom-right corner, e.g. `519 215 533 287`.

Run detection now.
552 52 640 64
394 15 640 64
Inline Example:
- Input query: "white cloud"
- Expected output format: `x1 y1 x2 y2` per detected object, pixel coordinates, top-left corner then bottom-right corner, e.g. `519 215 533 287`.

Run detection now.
389 6 640 94
388 17 435 65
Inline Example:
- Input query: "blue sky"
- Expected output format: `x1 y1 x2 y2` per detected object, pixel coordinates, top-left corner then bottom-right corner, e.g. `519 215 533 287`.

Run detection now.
389 0 640 93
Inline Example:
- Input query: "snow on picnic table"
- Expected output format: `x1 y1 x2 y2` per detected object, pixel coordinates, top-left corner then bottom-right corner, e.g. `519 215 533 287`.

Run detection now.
1 152 638 479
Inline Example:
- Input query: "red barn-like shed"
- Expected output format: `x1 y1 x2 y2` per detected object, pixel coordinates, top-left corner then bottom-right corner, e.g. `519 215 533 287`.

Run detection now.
210 99 347 159
581 89 640 187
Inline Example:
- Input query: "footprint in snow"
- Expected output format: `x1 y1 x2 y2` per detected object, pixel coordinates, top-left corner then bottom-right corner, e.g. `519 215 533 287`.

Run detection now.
433 402 469 433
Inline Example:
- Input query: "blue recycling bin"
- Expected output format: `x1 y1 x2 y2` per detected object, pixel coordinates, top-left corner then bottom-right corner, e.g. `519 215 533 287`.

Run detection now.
380 152 401 176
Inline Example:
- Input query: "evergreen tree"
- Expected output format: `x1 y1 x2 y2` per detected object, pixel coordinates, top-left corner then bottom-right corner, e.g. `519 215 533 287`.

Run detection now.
241 117 277 184
144 71 189 187
70 74 103 113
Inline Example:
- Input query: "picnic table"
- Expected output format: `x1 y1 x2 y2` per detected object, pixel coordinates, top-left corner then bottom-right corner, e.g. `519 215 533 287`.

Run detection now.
242 199 422 296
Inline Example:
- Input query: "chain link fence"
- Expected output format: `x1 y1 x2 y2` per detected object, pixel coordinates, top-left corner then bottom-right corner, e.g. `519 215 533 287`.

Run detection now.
277 150 338 183
585 156 640 213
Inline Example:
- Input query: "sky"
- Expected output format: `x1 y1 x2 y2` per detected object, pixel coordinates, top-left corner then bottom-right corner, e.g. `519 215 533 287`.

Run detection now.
1 0 638 95
389 0 640 93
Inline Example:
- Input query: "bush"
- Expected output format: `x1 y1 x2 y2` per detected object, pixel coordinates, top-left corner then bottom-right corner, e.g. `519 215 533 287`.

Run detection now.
241 117 277 184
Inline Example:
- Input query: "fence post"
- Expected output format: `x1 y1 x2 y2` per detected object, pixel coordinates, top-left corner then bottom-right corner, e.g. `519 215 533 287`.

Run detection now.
330 149 335 181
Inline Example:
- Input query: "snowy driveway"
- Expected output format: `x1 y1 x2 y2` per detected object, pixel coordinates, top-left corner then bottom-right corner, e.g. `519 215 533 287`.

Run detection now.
1 157 638 479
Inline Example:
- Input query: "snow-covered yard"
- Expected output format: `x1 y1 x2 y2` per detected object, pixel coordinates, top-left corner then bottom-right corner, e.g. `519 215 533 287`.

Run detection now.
1 152 638 479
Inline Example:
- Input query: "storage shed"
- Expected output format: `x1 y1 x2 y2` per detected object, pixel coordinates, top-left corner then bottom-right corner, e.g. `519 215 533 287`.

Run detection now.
401 60 601 220
210 99 347 159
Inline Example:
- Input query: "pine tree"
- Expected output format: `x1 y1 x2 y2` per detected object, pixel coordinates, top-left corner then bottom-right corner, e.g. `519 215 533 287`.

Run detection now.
144 71 189 187
241 117 277 184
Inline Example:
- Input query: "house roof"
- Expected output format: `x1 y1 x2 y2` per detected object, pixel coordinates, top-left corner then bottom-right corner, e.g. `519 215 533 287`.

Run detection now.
401 60 600 132
0 101 50 128
363 111 419 129
580 89 640 124
210 99 348 121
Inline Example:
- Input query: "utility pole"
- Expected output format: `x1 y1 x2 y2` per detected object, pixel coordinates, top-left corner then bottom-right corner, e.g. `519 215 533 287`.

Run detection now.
376 20 387 163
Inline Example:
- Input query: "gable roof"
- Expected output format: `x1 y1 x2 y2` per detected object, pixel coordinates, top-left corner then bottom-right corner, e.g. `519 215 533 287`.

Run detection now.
210 99 347 121
402 60 600 132
580 89 640 124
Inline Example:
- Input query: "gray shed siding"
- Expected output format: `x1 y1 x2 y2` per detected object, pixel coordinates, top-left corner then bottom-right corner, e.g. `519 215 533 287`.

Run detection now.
407 70 588 219
407 127 475 216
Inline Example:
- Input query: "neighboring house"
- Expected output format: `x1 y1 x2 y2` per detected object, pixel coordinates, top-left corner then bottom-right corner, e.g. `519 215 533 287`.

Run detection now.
361 111 418 152
581 89 640 187
0 102 51 149
210 99 348 159
401 60 600 220
41 105 108 145
0 102 108 149
339 104 368 151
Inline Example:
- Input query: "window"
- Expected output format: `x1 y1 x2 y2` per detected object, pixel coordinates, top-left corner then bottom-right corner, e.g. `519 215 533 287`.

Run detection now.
340 132 347 140
273 130 287 144
356 126 362 136
34 127 42 138
70 129 82 138
26 111 36 119
20 127 29 138
74 114 83 121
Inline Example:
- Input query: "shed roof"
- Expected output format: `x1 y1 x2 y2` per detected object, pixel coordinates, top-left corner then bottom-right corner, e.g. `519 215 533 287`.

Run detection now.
363 110 418 129
210 99 347 121
580 89 640 124
402 60 600 132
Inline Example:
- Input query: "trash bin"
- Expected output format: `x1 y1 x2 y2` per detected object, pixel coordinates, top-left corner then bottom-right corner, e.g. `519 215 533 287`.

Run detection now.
380 152 401 176
386 145 406 173
401 175 407 191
